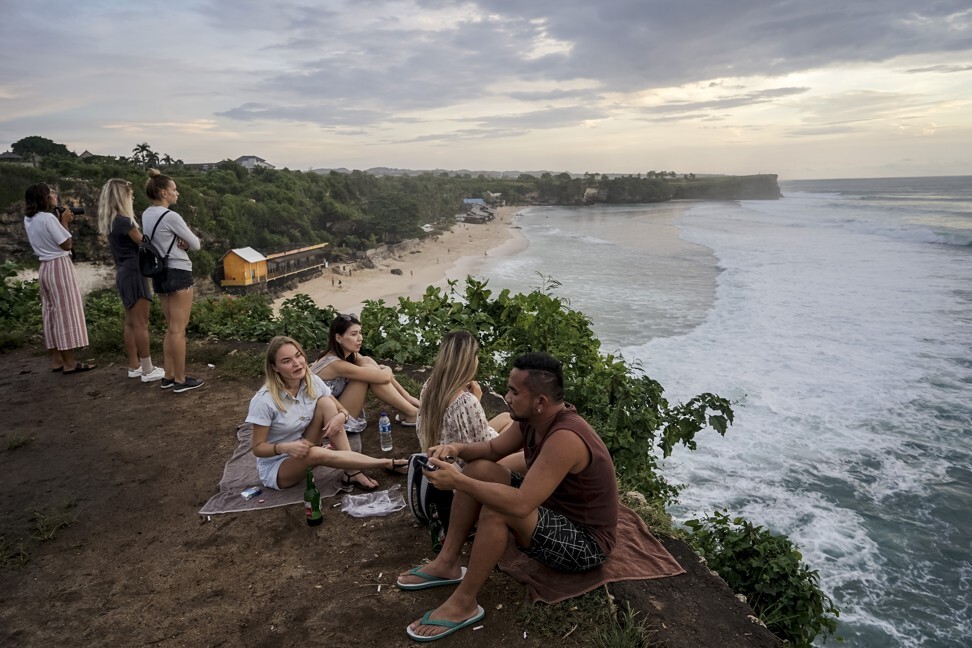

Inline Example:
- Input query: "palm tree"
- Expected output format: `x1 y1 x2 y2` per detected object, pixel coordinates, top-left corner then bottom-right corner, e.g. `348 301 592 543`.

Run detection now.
131 142 153 168
161 154 174 167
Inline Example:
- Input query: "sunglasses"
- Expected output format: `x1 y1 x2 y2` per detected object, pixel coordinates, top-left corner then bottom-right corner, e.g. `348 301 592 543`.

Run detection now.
337 312 360 323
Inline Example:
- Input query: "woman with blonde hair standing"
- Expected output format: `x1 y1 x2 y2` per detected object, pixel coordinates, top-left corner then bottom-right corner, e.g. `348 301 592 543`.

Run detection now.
97 178 163 382
22 183 94 374
249 336 408 490
142 169 202 393
415 330 513 454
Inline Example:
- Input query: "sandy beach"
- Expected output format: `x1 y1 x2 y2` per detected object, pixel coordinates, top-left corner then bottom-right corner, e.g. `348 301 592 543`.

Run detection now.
274 205 527 314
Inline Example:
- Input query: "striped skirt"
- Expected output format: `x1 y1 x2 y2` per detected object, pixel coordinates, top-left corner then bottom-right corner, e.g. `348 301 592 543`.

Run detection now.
38 255 89 351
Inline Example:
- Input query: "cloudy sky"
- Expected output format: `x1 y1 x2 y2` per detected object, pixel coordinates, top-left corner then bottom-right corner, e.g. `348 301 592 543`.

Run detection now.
2 1 970 179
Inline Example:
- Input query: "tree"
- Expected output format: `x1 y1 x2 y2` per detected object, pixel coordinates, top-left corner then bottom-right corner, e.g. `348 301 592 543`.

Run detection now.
11 136 72 158
131 142 154 168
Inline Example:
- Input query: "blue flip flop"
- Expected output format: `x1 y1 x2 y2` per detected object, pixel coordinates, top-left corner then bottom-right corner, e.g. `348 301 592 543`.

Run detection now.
396 566 467 591
406 605 485 642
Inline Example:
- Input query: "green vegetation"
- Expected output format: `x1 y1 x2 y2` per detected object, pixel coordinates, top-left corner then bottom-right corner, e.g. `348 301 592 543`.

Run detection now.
1 136 779 274
685 510 840 646
29 502 78 542
590 604 657 648
4 432 32 452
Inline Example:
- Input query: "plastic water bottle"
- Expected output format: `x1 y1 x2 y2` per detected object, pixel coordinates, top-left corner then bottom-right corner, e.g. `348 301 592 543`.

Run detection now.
379 411 393 451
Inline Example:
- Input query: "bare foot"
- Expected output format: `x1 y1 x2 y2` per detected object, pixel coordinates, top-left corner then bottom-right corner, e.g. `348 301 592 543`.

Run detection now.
343 471 378 489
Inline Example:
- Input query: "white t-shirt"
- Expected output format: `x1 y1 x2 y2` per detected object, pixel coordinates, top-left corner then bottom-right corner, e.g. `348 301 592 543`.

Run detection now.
23 211 71 261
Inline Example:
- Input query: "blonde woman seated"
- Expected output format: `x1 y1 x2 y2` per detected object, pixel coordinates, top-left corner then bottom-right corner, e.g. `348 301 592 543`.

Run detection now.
248 336 408 491
416 331 514 457
312 313 421 432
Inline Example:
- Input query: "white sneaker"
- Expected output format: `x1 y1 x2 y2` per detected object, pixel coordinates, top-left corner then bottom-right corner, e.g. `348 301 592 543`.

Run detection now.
127 368 142 379
140 367 165 383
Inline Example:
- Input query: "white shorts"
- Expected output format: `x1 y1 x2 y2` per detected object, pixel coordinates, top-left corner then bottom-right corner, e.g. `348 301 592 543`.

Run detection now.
256 454 289 490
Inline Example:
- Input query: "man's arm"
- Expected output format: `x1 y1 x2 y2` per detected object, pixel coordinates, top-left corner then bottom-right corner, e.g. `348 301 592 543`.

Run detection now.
429 428 589 519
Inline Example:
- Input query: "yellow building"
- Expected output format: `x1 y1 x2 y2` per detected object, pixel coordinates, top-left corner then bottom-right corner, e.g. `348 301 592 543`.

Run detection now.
219 247 268 287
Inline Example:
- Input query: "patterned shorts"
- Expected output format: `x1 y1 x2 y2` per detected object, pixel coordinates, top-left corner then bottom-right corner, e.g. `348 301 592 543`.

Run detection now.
510 473 607 573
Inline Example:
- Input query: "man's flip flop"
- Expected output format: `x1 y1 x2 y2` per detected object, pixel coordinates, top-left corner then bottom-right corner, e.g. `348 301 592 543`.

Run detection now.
396 566 467 591
405 605 485 642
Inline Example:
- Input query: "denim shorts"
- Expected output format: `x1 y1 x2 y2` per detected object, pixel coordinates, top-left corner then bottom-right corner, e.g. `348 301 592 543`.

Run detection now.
152 268 194 295
509 472 607 572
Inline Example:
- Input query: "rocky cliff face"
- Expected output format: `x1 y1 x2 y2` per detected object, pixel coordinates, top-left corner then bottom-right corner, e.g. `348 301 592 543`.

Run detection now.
1 183 111 264
672 174 781 200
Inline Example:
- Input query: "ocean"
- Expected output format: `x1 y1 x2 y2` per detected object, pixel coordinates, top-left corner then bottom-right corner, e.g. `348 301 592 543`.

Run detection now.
477 176 972 647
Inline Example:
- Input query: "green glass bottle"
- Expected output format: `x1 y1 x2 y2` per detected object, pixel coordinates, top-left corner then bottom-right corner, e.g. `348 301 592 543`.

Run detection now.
304 468 323 526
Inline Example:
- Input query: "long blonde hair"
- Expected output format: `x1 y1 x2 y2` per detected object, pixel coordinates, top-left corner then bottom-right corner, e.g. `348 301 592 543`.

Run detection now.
97 178 135 236
418 331 479 451
264 335 318 412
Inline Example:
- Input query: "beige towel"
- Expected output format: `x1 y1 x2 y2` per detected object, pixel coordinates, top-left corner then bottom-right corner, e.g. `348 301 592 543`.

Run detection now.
198 422 358 516
497 504 685 604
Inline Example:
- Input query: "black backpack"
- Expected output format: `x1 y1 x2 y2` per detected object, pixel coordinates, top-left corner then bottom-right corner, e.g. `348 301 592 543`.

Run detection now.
139 210 176 278
406 453 455 551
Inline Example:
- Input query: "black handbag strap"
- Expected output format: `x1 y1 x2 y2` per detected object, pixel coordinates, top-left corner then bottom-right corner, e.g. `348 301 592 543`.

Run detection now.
148 210 177 258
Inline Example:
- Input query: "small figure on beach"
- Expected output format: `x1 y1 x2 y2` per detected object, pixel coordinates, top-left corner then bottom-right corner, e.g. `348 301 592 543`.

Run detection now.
97 178 163 383
142 169 203 393
398 352 619 641
247 336 408 491
22 183 94 374
415 331 513 455
311 313 421 479
331 277 335 287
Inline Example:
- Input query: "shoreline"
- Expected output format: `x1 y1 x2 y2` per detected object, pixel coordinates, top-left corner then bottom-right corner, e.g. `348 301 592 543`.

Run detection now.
274 205 527 314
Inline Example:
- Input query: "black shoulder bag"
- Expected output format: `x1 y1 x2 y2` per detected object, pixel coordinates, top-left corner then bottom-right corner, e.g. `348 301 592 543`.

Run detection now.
138 210 176 278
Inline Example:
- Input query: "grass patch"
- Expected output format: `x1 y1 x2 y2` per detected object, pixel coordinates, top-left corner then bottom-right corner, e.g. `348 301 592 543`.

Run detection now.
30 502 78 542
0 535 31 568
5 433 33 452
518 588 616 644
590 603 658 648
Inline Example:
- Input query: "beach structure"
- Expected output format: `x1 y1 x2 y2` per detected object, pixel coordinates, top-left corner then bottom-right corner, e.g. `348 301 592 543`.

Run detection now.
216 242 328 293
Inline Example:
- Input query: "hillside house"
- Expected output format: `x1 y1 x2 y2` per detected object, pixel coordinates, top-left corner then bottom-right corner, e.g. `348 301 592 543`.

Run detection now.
235 155 275 171
219 247 268 288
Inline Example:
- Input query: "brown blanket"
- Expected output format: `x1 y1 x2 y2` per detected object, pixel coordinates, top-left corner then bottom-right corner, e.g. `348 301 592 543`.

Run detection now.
198 422 358 516
497 504 685 604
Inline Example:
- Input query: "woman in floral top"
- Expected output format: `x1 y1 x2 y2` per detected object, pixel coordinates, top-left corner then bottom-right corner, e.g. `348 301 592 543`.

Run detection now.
416 331 513 456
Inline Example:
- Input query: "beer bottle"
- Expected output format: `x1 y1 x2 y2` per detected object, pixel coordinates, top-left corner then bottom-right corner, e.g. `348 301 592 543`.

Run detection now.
304 468 323 526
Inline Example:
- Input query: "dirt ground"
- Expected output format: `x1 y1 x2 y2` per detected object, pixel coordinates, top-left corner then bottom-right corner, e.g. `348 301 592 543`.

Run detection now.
0 346 779 647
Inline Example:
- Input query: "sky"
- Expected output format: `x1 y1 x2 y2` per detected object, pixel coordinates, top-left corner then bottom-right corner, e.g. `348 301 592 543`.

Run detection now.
1 0 970 180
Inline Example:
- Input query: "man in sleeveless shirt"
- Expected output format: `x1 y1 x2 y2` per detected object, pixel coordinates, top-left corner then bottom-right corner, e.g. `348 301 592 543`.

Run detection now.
397 352 619 642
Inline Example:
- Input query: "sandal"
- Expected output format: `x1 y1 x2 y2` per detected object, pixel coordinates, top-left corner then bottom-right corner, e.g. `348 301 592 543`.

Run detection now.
386 459 409 475
342 470 378 491
63 362 95 375
395 413 418 428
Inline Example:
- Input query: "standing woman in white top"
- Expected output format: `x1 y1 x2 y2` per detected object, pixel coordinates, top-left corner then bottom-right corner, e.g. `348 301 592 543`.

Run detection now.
141 169 203 393
97 178 164 383
22 183 94 374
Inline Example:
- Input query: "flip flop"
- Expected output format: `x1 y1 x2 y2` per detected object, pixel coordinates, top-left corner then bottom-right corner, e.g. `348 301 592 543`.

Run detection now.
396 566 467 591
62 362 95 375
342 470 378 491
51 366 63 373
405 605 485 642
395 414 418 428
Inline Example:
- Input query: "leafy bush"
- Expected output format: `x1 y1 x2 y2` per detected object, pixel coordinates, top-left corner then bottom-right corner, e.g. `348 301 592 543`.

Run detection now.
361 276 733 503
275 293 337 352
684 510 840 646
0 262 41 350
189 293 277 342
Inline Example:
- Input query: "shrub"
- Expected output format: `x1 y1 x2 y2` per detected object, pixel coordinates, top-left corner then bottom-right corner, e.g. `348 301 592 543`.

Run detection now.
684 510 840 646
0 262 41 350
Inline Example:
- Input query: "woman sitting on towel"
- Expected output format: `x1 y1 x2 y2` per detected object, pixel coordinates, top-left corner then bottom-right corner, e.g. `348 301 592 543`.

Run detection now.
312 313 421 431
248 335 408 491
416 330 513 456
